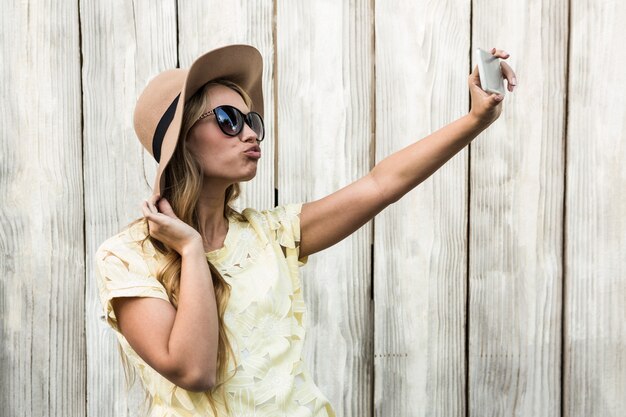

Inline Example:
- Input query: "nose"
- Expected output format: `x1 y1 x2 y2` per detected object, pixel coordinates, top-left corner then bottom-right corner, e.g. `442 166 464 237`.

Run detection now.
239 123 259 143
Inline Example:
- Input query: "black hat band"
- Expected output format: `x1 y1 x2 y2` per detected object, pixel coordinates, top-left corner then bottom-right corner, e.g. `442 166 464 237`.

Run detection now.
152 93 181 163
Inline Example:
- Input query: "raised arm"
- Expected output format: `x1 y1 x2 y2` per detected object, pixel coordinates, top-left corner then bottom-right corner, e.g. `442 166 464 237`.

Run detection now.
369 113 486 204
298 114 486 259
374 48 517 202
299 48 517 259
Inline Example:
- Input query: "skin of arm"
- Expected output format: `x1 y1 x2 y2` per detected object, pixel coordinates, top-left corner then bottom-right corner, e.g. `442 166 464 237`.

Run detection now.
371 113 485 204
298 113 488 260
111 236 219 392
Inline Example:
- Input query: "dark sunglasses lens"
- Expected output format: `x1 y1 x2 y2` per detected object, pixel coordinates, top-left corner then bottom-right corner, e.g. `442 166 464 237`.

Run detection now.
247 113 265 141
215 106 242 136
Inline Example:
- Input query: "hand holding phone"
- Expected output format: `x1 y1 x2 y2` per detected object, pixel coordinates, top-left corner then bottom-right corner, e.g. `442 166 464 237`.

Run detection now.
468 47 517 126
475 47 506 96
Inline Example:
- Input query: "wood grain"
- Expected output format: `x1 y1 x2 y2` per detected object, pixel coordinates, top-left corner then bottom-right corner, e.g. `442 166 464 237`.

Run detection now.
81 1 177 416
564 1 626 416
0 0 84 416
276 0 375 415
468 1 567 416
374 1 471 416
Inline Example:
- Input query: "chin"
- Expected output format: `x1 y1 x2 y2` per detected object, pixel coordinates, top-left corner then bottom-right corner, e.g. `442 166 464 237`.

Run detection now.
239 168 258 182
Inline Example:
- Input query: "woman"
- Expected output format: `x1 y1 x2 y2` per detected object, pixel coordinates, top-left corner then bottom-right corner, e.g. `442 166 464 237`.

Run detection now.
95 44 517 416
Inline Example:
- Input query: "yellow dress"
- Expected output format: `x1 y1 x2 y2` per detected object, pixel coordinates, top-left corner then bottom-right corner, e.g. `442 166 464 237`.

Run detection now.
94 203 336 417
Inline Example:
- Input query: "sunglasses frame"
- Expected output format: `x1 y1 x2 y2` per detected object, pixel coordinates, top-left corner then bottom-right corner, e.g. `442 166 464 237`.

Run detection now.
196 104 265 142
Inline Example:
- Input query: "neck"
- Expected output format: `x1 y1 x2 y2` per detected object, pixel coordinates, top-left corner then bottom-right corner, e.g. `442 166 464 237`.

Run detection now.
196 178 232 245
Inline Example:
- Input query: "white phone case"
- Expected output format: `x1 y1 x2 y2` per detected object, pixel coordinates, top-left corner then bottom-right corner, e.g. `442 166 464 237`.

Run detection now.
475 48 505 96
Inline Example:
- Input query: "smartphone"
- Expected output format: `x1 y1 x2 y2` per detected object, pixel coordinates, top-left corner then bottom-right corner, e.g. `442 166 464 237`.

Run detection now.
475 48 505 96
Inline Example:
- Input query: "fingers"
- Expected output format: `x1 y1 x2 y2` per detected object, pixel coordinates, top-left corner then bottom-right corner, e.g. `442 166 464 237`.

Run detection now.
490 47 517 92
142 194 161 221
492 93 504 103
148 198 159 214
469 65 481 86
142 199 158 220
470 64 479 78
142 194 179 223
499 61 517 91
490 47 509 59
157 197 177 218
141 200 152 218
469 65 492 98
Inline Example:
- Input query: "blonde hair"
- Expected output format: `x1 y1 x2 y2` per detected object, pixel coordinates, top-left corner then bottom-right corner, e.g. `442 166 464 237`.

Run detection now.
124 78 253 415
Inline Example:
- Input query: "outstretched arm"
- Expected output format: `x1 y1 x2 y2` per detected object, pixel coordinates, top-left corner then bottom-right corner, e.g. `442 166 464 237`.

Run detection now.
376 48 518 203
369 113 485 205
299 48 517 260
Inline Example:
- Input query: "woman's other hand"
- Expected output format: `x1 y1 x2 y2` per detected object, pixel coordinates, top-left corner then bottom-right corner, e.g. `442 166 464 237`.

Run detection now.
141 194 202 255
468 47 517 127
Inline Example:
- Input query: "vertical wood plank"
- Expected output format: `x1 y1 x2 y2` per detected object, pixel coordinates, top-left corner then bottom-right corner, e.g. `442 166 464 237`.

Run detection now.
277 0 374 415
373 1 471 416
81 1 177 416
469 1 567 416
177 0 275 211
0 1 84 416
565 1 626 416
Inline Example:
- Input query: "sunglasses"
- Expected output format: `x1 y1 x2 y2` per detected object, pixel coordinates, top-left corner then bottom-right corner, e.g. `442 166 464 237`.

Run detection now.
196 105 265 142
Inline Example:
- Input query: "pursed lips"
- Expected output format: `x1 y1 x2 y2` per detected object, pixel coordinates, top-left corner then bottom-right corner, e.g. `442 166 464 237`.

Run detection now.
246 145 261 152
243 145 261 159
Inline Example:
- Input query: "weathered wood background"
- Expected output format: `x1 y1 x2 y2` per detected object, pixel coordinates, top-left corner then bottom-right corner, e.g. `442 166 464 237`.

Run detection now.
2 0 625 416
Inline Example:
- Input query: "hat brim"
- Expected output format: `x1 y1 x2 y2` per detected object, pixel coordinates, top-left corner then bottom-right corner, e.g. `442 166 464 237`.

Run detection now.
152 44 264 196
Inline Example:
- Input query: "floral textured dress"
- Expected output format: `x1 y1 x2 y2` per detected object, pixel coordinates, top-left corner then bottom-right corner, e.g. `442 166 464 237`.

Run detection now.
95 203 336 417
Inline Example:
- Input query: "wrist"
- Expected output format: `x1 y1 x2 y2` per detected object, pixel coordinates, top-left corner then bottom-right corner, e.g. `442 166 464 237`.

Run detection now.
466 111 491 131
180 236 204 258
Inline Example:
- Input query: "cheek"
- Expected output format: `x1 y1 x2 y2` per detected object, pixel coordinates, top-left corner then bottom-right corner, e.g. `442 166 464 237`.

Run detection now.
190 138 242 174
187 128 219 159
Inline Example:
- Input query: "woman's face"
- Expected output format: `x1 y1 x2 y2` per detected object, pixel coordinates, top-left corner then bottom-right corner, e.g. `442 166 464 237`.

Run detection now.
186 84 261 184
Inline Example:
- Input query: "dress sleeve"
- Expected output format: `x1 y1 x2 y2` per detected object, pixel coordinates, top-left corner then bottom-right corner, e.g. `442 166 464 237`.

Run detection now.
94 225 170 333
260 202 309 267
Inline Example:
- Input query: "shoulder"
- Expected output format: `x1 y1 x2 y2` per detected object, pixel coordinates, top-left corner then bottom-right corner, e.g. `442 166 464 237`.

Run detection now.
93 218 170 332
94 217 166 300
95 217 156 266
241 203 303 226
239 203 305 249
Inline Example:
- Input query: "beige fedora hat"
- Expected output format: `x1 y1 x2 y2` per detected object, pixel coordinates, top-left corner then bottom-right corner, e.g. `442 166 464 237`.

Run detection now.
133 43 264 196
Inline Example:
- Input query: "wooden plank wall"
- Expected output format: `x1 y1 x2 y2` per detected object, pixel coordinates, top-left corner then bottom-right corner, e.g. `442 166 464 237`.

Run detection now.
1 0 625 416
467 1 567 416
276 2 374 416
1 1 85 416
374 0 470 415
565 1 626 416
81 1 177 416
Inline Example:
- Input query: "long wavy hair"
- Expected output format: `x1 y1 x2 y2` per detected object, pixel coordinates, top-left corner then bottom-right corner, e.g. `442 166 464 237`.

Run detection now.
123 78 252 415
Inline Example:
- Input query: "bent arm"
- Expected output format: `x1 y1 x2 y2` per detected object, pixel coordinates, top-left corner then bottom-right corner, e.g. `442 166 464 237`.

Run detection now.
111 239 219 392
371 113 485 204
